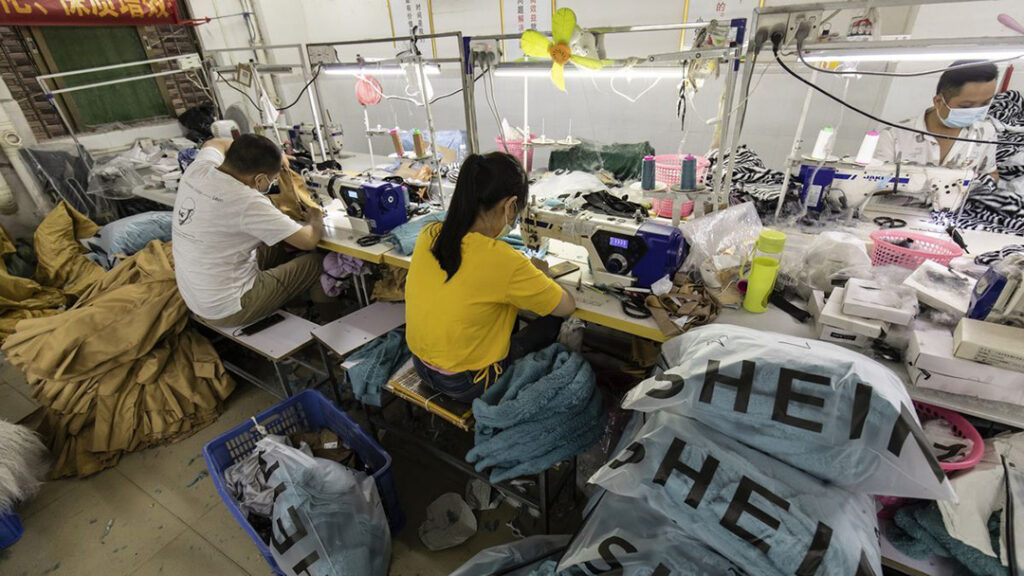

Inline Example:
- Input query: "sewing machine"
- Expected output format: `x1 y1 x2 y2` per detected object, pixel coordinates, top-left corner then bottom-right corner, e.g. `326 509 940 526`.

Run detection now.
521 204 686 288
969 254 1024 327
288 122 344 156
803 162 975 214
305 171 409 234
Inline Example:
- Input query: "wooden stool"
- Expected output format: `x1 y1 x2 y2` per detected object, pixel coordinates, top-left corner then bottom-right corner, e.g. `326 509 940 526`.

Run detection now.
379 363 573 534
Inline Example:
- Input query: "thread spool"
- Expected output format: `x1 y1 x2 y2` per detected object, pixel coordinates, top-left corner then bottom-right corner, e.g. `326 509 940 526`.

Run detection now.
681 155 697 190
641 155 656 191
390 129 404 157
855 130 880 165
412 129 426 157
810 126 835 160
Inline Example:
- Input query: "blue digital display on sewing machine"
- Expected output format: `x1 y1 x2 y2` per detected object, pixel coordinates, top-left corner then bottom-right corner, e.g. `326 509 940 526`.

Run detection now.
348 190 359 199
609 237 629 249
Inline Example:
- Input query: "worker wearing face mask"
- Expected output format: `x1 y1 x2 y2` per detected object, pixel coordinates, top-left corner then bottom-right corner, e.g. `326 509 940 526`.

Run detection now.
405 152 576 403
876 60 999 180
172 134 324 328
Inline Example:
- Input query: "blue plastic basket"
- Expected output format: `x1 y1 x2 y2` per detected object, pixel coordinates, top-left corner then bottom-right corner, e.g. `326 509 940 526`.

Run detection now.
0 511 24 550
203 389 404 575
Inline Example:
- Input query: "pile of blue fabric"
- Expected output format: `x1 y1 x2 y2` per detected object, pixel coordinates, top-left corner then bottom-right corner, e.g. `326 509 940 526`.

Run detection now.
386 211 446 256
888 503 1006 576
348 328 410 407
467 344 604 484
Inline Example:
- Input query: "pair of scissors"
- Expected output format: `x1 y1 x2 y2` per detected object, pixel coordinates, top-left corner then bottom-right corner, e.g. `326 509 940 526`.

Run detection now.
590 284 652 319
873 216 907 229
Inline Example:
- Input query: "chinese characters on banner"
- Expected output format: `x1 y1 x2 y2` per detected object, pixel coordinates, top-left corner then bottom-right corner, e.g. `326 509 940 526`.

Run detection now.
0 0 179 26
516 0 538 33
502 0 551 60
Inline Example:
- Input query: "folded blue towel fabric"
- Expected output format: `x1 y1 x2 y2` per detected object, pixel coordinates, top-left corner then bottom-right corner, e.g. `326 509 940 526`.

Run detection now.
348 328 410 407
467 344 605 484
386 211 446 255
889 503 1005 576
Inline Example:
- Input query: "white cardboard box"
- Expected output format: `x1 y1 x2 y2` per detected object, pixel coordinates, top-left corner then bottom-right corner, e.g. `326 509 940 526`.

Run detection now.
907 322 1024 405
842 278 918 326
821 287 888 338
954 318 1024 373
902 260 976 316
907 365 1024 405
817 321 872 347
808 290 826 320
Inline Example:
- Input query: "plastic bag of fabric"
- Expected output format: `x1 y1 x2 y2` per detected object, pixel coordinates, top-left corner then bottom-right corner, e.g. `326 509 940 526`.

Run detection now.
559 489 750 575
450 535 570 576
632 324 953 500
591 411 883 576
679 201 762 275
259 437 391 576
85 211 172 269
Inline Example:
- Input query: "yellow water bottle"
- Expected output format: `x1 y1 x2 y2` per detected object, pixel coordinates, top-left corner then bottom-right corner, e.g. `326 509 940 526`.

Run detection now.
743 229 787 314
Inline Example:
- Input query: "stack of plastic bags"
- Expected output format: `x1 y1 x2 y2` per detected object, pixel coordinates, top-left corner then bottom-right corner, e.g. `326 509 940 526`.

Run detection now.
454 323 956 575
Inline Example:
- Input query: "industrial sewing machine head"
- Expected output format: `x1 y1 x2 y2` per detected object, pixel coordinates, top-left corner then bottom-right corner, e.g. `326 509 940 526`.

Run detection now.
812 162 975 214
305 171 409 234
521 202 686 288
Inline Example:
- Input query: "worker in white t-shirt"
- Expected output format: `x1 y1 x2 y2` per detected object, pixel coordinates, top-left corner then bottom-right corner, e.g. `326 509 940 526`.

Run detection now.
876 60 1000 180
172 135 324 328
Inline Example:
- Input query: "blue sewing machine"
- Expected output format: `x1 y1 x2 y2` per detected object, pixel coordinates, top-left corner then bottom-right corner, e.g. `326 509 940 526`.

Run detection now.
305 170 409 235
969 254 1024 327
521 205 687 288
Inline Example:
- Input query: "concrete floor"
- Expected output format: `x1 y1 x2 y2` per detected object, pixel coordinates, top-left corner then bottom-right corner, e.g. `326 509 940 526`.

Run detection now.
0 362 555 576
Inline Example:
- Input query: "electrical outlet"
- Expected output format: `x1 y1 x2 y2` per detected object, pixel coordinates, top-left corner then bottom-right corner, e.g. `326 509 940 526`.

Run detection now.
753 13 790 51
178 54 202 71
308 46 339 67
785 11 824 45
470 40 500 68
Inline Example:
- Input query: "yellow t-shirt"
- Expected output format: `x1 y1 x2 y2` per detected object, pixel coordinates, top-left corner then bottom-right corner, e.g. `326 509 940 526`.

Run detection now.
406 224 564 372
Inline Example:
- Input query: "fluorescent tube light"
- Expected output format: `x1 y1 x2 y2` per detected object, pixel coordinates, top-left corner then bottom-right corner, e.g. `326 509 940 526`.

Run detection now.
802 48 1024 63
323 63 441 76
494 66 682 79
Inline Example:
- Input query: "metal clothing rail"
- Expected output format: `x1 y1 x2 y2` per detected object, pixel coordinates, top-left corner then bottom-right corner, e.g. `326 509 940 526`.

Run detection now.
36 53 205 149
204 44 329 162
306 32 473 200
727 0 1024 218
465 19 747 210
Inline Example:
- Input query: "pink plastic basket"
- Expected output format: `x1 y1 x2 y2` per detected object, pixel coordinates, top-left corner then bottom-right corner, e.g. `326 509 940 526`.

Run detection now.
496 135 535 172
877 401 983 517
869 230 964 269
651 154 708 218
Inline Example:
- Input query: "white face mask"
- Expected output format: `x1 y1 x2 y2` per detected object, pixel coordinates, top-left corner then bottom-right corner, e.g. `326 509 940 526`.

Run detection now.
940 95 990 128
498 202 520 238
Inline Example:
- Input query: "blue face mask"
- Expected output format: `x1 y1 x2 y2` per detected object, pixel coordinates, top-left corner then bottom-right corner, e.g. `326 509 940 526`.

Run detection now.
940 95 990 128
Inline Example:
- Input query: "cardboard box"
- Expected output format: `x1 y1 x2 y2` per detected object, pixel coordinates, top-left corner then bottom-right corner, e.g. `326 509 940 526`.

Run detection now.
902 260 976 316
820 287 888 339
907 322 1024 405
817 321 872 347
954 318 1024 373
808 290 826 320
842 278 918 326
907 365 1024 406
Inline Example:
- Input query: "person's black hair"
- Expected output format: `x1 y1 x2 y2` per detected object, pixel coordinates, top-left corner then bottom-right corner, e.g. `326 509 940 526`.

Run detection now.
936 60 999 99
221 134 283 175
431 152 528 281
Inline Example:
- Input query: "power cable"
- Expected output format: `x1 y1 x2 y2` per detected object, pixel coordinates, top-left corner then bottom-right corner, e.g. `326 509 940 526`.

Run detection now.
796 44 1024 78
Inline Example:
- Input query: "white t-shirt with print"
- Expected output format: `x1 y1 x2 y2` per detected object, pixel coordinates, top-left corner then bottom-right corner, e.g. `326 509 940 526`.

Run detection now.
172 148 302 320
875 112 997 176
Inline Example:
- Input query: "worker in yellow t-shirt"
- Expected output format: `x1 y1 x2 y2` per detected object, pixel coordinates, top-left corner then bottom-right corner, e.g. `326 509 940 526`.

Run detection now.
406 152 577 403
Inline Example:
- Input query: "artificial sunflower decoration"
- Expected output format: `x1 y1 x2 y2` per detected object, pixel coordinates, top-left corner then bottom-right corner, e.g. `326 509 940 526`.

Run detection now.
519 8 604 91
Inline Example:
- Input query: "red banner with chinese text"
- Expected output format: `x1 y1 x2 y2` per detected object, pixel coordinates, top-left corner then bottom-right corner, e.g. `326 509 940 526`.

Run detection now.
0 0 181 27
